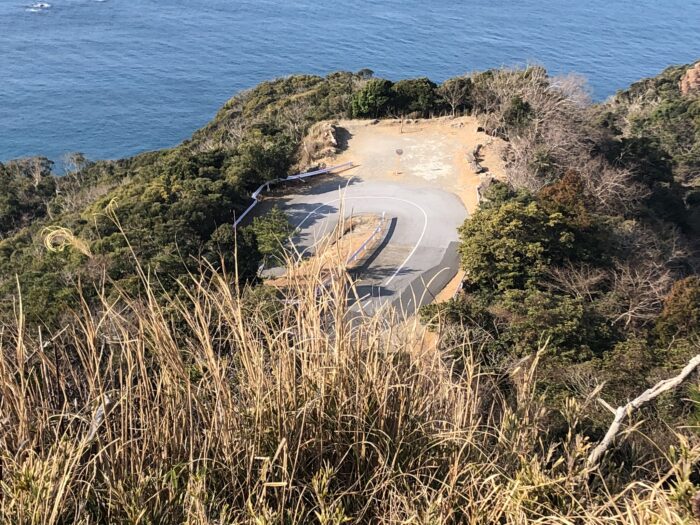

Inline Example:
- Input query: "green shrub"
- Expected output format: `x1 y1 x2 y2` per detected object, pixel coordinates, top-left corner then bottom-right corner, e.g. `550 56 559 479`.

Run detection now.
391 77 438 116
458 197 576 293
350 78 394 118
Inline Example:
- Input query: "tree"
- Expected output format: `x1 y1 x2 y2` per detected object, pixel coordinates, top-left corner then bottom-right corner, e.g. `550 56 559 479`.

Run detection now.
63 152 88 177
538 171 593 227
391 78 438 117
0 157 57 236
225 130 295 190
250 206 294 263
458 197 576 292
576 158 646 214
655 276 700 342
351 79 394 118
205 223 261 284
355 68 374 80
607 262 672 329
503 96 532 132
438 76 473 116
277 98 314 150
497 288 599 361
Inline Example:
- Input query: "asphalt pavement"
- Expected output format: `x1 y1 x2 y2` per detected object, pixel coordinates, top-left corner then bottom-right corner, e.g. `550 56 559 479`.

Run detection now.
256 173 467 315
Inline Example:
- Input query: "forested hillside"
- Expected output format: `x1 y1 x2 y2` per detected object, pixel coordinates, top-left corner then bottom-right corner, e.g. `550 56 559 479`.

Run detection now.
0 70 480 323
424 62 700 473
0 73 358 322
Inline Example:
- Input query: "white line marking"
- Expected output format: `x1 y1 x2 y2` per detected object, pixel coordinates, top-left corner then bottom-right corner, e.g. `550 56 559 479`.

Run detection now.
384 199 428 286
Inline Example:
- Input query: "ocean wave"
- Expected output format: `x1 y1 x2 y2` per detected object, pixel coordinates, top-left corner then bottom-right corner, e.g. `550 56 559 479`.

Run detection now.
26 2 51 12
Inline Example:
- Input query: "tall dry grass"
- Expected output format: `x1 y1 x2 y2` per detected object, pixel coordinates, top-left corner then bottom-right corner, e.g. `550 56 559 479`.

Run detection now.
1 248 698 524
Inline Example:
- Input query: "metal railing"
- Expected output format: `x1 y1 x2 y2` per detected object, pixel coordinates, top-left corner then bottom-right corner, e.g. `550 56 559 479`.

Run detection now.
346 212 386 265
234 162 354 227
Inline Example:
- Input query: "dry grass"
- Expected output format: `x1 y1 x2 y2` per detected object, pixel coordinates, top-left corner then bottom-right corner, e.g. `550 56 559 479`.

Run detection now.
1 248 698 523
42 226 93 258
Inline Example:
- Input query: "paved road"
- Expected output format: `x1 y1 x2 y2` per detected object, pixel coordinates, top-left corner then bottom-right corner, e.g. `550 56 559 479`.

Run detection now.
257 174 467 315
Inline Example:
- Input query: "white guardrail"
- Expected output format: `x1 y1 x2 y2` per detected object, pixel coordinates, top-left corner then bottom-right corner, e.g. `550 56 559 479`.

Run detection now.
346 212 386 265
234 162 354 227
314 212 387 299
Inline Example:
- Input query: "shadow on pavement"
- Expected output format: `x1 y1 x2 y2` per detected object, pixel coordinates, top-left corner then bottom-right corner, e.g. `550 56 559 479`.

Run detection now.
351 283 395 299
269 170 363 198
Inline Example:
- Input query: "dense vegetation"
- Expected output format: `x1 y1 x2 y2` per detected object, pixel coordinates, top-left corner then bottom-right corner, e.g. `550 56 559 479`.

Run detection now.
423 63 700 475
0 73 355 323
0 156 56 237
0 62 698 522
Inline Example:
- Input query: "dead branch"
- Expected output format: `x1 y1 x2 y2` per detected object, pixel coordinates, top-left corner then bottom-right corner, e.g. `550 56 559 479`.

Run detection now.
546 263 607 302
588 353 700 468
579 158 648 214
608 261 672 328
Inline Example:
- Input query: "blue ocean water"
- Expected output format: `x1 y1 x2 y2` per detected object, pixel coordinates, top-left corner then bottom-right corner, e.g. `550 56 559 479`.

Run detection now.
1 0 699 163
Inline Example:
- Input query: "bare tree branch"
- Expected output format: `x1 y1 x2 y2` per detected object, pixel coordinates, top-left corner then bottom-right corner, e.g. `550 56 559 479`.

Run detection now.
438 76 471 117
588 353 700 468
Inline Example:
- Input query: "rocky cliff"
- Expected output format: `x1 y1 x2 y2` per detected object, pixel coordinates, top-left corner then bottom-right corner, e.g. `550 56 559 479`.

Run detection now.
680 61 700 95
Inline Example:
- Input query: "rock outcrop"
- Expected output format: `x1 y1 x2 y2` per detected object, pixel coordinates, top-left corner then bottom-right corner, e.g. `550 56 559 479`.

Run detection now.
680 62 700 95
298 121 341 169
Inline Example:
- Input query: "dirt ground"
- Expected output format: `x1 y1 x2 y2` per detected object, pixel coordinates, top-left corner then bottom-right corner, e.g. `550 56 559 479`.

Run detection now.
321 116 508 213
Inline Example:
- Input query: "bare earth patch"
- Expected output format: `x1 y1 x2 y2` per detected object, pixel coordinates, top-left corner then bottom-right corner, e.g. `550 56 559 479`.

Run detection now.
319 116 508 213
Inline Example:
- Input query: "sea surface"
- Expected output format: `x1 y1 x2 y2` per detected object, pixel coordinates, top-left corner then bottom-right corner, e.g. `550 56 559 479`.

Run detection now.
1 0 699 164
